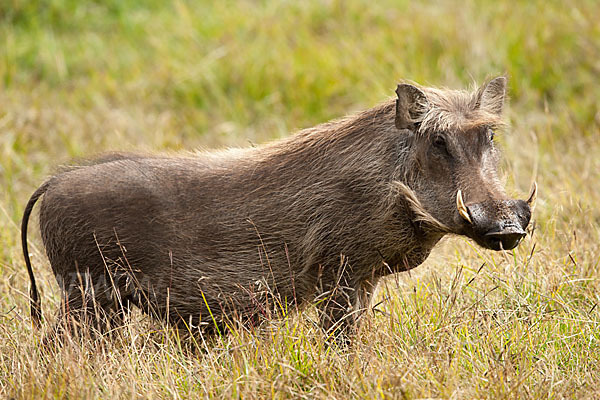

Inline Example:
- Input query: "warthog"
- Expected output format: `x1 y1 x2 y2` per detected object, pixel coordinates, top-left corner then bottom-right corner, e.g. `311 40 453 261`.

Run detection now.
22 76 536 339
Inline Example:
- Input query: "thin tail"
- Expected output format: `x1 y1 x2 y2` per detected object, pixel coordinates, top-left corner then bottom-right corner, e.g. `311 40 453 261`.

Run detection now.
21 180 52 328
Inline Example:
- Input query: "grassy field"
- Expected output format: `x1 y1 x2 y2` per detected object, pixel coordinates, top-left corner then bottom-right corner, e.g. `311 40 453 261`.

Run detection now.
1 0 599 398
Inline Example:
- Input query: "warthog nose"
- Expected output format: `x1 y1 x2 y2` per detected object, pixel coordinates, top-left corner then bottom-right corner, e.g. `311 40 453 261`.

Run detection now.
484 228 526 251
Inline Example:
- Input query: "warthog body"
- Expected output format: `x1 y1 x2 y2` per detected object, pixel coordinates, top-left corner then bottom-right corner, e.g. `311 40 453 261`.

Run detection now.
23 77 535 337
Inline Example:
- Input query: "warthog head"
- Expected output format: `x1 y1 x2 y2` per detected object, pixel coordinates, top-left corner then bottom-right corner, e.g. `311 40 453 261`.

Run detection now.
396 76 535 251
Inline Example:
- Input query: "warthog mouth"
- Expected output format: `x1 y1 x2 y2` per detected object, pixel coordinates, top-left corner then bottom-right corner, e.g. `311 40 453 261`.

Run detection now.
472 224 527 251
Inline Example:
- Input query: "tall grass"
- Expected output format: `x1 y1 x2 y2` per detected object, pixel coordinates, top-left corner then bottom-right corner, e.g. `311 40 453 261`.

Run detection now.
1 0 599 398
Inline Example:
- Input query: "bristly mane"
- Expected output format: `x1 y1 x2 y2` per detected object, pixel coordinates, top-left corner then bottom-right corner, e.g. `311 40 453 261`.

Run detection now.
288 100 397 143
419 86 506 135
285 82 505 147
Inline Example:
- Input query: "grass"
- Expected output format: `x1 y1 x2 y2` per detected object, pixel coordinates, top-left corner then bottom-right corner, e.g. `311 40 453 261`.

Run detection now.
1 0 599 398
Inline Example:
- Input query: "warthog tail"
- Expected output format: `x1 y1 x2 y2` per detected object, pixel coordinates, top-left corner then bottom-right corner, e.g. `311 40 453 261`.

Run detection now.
21 180 52 328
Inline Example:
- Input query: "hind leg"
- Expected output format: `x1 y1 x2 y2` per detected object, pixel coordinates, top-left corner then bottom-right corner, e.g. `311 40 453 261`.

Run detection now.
45 271 133 345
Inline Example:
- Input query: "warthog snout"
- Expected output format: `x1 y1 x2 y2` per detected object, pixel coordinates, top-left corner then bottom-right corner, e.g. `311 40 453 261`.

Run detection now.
457 183 536 251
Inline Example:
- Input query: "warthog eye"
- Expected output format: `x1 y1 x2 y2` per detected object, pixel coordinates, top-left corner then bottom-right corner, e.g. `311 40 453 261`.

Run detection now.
433 135 448 154
488 128 495 142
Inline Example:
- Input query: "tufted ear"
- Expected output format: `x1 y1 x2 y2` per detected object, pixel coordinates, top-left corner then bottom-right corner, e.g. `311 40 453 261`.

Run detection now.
478 76 507 115
395 83 429 131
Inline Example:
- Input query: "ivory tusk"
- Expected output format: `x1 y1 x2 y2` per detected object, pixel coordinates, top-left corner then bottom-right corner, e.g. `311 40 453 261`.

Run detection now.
527 181 537 213
456 189 472 224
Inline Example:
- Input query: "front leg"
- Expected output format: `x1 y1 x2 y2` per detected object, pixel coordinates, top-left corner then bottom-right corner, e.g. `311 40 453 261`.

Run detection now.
356 277 379 320
316 280 357 338
315 270 379 343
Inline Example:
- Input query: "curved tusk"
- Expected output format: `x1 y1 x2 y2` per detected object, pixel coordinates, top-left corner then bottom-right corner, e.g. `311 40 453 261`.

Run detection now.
527 181 537 213
456 189 472 224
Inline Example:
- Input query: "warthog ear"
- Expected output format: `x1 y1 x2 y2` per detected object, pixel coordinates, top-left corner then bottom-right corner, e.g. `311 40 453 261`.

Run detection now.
478 76 507 115
395 83 429 131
